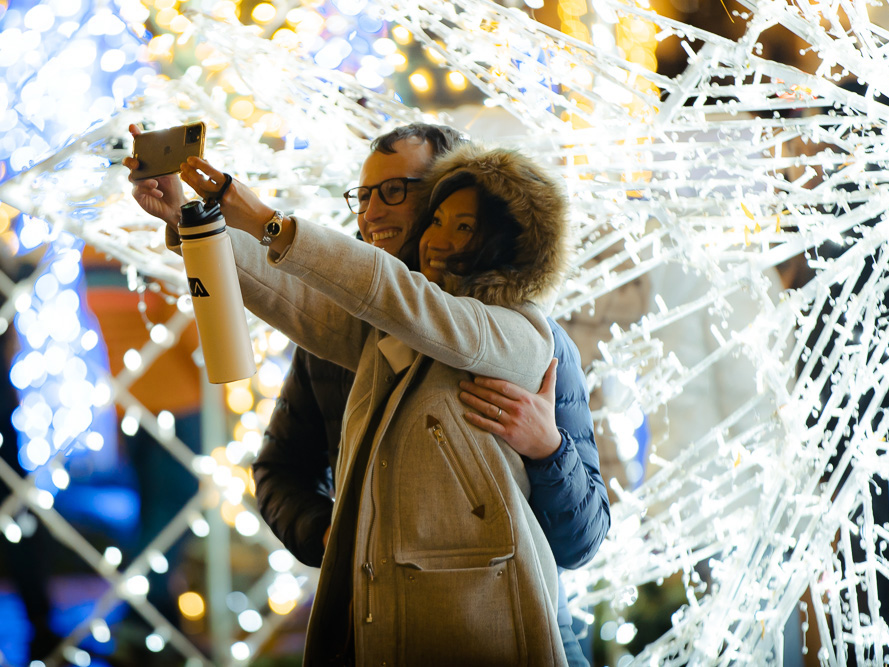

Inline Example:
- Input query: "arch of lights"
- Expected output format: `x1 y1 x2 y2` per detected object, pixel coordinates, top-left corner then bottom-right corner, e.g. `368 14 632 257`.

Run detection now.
1 0 888 665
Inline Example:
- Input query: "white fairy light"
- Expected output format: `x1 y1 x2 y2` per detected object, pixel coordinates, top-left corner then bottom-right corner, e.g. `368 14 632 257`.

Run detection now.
234 510 260 537
230 642 251 661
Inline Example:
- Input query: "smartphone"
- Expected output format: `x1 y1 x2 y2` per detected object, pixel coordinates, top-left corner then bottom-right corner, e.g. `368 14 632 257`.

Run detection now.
131 122 206 179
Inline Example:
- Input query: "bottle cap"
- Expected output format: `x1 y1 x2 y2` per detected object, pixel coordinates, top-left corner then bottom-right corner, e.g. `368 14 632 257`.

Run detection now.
179 200 223 228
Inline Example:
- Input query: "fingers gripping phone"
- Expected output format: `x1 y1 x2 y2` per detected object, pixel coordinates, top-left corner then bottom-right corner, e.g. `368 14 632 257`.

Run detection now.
131 122 206 179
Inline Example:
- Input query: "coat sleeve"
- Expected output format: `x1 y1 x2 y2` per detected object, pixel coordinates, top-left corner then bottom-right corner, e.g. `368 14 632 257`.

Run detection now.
523 320 611 569
252 348 336 567
230 220 554 392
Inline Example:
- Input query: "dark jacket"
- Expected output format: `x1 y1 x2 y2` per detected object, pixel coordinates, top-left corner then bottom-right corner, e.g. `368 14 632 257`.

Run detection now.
254 317 610 577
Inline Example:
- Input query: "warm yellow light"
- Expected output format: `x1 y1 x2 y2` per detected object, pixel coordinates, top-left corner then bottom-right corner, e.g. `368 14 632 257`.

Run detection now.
0 203 18 234
562 19 590 41
226 382 254 413
557 0 587 17
232 465 251 490
260 112 285 137
286 8 324 35
169 14 191 33
211 446 229 465
446 71 467 91
155 7 178 29
409 70 432 93
391 25 412 45
387 52 408 72
220 501 240 526
425 45 446 66
230 98 256 121
255 398 276 424
179 592 206 620
154 0 175 10
247 468 256 497
233 422 249 442
211 0 237 20
194 43 215 62
147 34 175 59
252 3 277 24
629 46 657 71
272 27 297 43
269 597 297 615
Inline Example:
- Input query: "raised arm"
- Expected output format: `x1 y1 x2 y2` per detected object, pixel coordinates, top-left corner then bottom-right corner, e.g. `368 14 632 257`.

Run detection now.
177 157 554 387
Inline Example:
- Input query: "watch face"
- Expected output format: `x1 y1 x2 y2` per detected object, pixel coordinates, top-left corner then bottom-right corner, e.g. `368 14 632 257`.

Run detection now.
267 221 281 237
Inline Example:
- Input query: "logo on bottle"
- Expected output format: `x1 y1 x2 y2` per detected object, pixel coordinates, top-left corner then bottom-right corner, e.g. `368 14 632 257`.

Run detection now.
189 277 210 297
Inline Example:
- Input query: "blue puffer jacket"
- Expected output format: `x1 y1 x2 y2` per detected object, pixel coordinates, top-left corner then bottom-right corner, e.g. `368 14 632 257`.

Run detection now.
528 318 610 567
530 318 611 625
253 318 610 625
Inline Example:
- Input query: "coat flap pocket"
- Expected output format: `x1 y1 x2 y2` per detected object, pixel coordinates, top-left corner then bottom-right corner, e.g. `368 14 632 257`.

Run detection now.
394 546 516 571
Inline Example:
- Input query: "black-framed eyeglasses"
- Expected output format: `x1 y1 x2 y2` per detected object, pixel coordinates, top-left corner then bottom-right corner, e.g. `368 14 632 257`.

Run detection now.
343 177 421 214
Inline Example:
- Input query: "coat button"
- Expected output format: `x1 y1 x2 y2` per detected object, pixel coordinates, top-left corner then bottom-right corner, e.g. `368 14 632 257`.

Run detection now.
385 375 393 383
380 459 388 468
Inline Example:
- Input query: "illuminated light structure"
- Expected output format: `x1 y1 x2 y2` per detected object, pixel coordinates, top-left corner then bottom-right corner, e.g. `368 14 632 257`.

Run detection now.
1 0 889 665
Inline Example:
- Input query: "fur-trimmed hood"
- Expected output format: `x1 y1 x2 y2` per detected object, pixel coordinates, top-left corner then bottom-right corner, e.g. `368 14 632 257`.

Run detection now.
417 144 572 308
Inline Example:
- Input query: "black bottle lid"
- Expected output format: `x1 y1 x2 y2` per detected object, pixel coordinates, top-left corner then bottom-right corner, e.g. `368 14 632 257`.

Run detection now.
179 200 223 228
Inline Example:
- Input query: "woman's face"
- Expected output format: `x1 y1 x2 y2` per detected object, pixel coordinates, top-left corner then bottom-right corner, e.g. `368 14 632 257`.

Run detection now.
419 187 479 284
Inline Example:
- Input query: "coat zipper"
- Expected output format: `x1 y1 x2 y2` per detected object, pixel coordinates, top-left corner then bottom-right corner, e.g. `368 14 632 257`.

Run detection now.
427 416 485 517
362 456 378 625
362 561 375 623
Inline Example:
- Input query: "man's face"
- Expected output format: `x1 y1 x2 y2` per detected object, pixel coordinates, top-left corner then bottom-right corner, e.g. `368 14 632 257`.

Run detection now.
356 138 433 256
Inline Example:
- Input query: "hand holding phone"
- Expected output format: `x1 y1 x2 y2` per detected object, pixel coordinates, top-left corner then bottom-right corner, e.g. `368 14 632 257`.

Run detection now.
131 122 206 180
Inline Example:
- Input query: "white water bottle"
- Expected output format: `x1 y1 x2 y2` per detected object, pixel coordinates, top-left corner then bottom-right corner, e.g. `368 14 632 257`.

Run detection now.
178 199 256 384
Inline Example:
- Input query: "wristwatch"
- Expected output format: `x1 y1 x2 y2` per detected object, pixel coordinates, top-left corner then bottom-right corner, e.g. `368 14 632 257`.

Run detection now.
259 209 285 246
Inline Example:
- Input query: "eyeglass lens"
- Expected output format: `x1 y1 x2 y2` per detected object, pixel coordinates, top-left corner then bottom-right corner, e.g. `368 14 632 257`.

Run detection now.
346 178 409 213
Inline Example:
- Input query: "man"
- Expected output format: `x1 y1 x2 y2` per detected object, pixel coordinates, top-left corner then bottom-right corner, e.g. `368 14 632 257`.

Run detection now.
124 123 609 663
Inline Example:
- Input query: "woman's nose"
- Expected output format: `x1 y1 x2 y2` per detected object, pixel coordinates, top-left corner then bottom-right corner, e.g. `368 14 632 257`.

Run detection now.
426 226 451 249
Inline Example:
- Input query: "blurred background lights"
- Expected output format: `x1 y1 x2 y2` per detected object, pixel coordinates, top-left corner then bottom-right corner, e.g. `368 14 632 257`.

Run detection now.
65 647 91 667
51 465 70 489
103 546 122 566
268 548 295 573
234 510 260 537
615 621 638 645
251 3 277 24
125 574 150 597
446 71 467 91
231 641 250 661
190 516 210 538
148 550 169 574
145 632 166 652
391 24 410 44
226 590 249 613
237 609 263 633
90 619 111 643
179 591 206 621
3 520 23 544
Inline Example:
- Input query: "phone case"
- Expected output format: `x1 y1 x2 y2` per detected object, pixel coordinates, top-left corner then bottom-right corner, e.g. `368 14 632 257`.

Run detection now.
132 122 206 179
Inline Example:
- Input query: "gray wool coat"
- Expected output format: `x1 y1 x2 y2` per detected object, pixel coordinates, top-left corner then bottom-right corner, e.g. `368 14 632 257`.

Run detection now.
211 145 572 665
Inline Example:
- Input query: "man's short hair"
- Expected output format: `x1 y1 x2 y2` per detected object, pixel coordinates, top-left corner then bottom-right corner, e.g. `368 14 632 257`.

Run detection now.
370 123 467 159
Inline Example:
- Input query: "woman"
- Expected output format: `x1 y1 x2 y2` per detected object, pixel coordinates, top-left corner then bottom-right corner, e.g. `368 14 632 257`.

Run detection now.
179 144 572 665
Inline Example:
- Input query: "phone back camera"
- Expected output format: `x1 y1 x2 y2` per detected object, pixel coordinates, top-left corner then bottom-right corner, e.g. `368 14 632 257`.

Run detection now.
186 125 202 144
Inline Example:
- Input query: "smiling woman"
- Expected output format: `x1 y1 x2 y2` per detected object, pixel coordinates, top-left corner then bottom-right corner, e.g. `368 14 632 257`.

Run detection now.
418 186 478 284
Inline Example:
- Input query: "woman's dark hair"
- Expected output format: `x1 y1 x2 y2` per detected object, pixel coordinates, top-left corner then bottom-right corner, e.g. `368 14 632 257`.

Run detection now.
370 123 468 160
399 171 522 278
